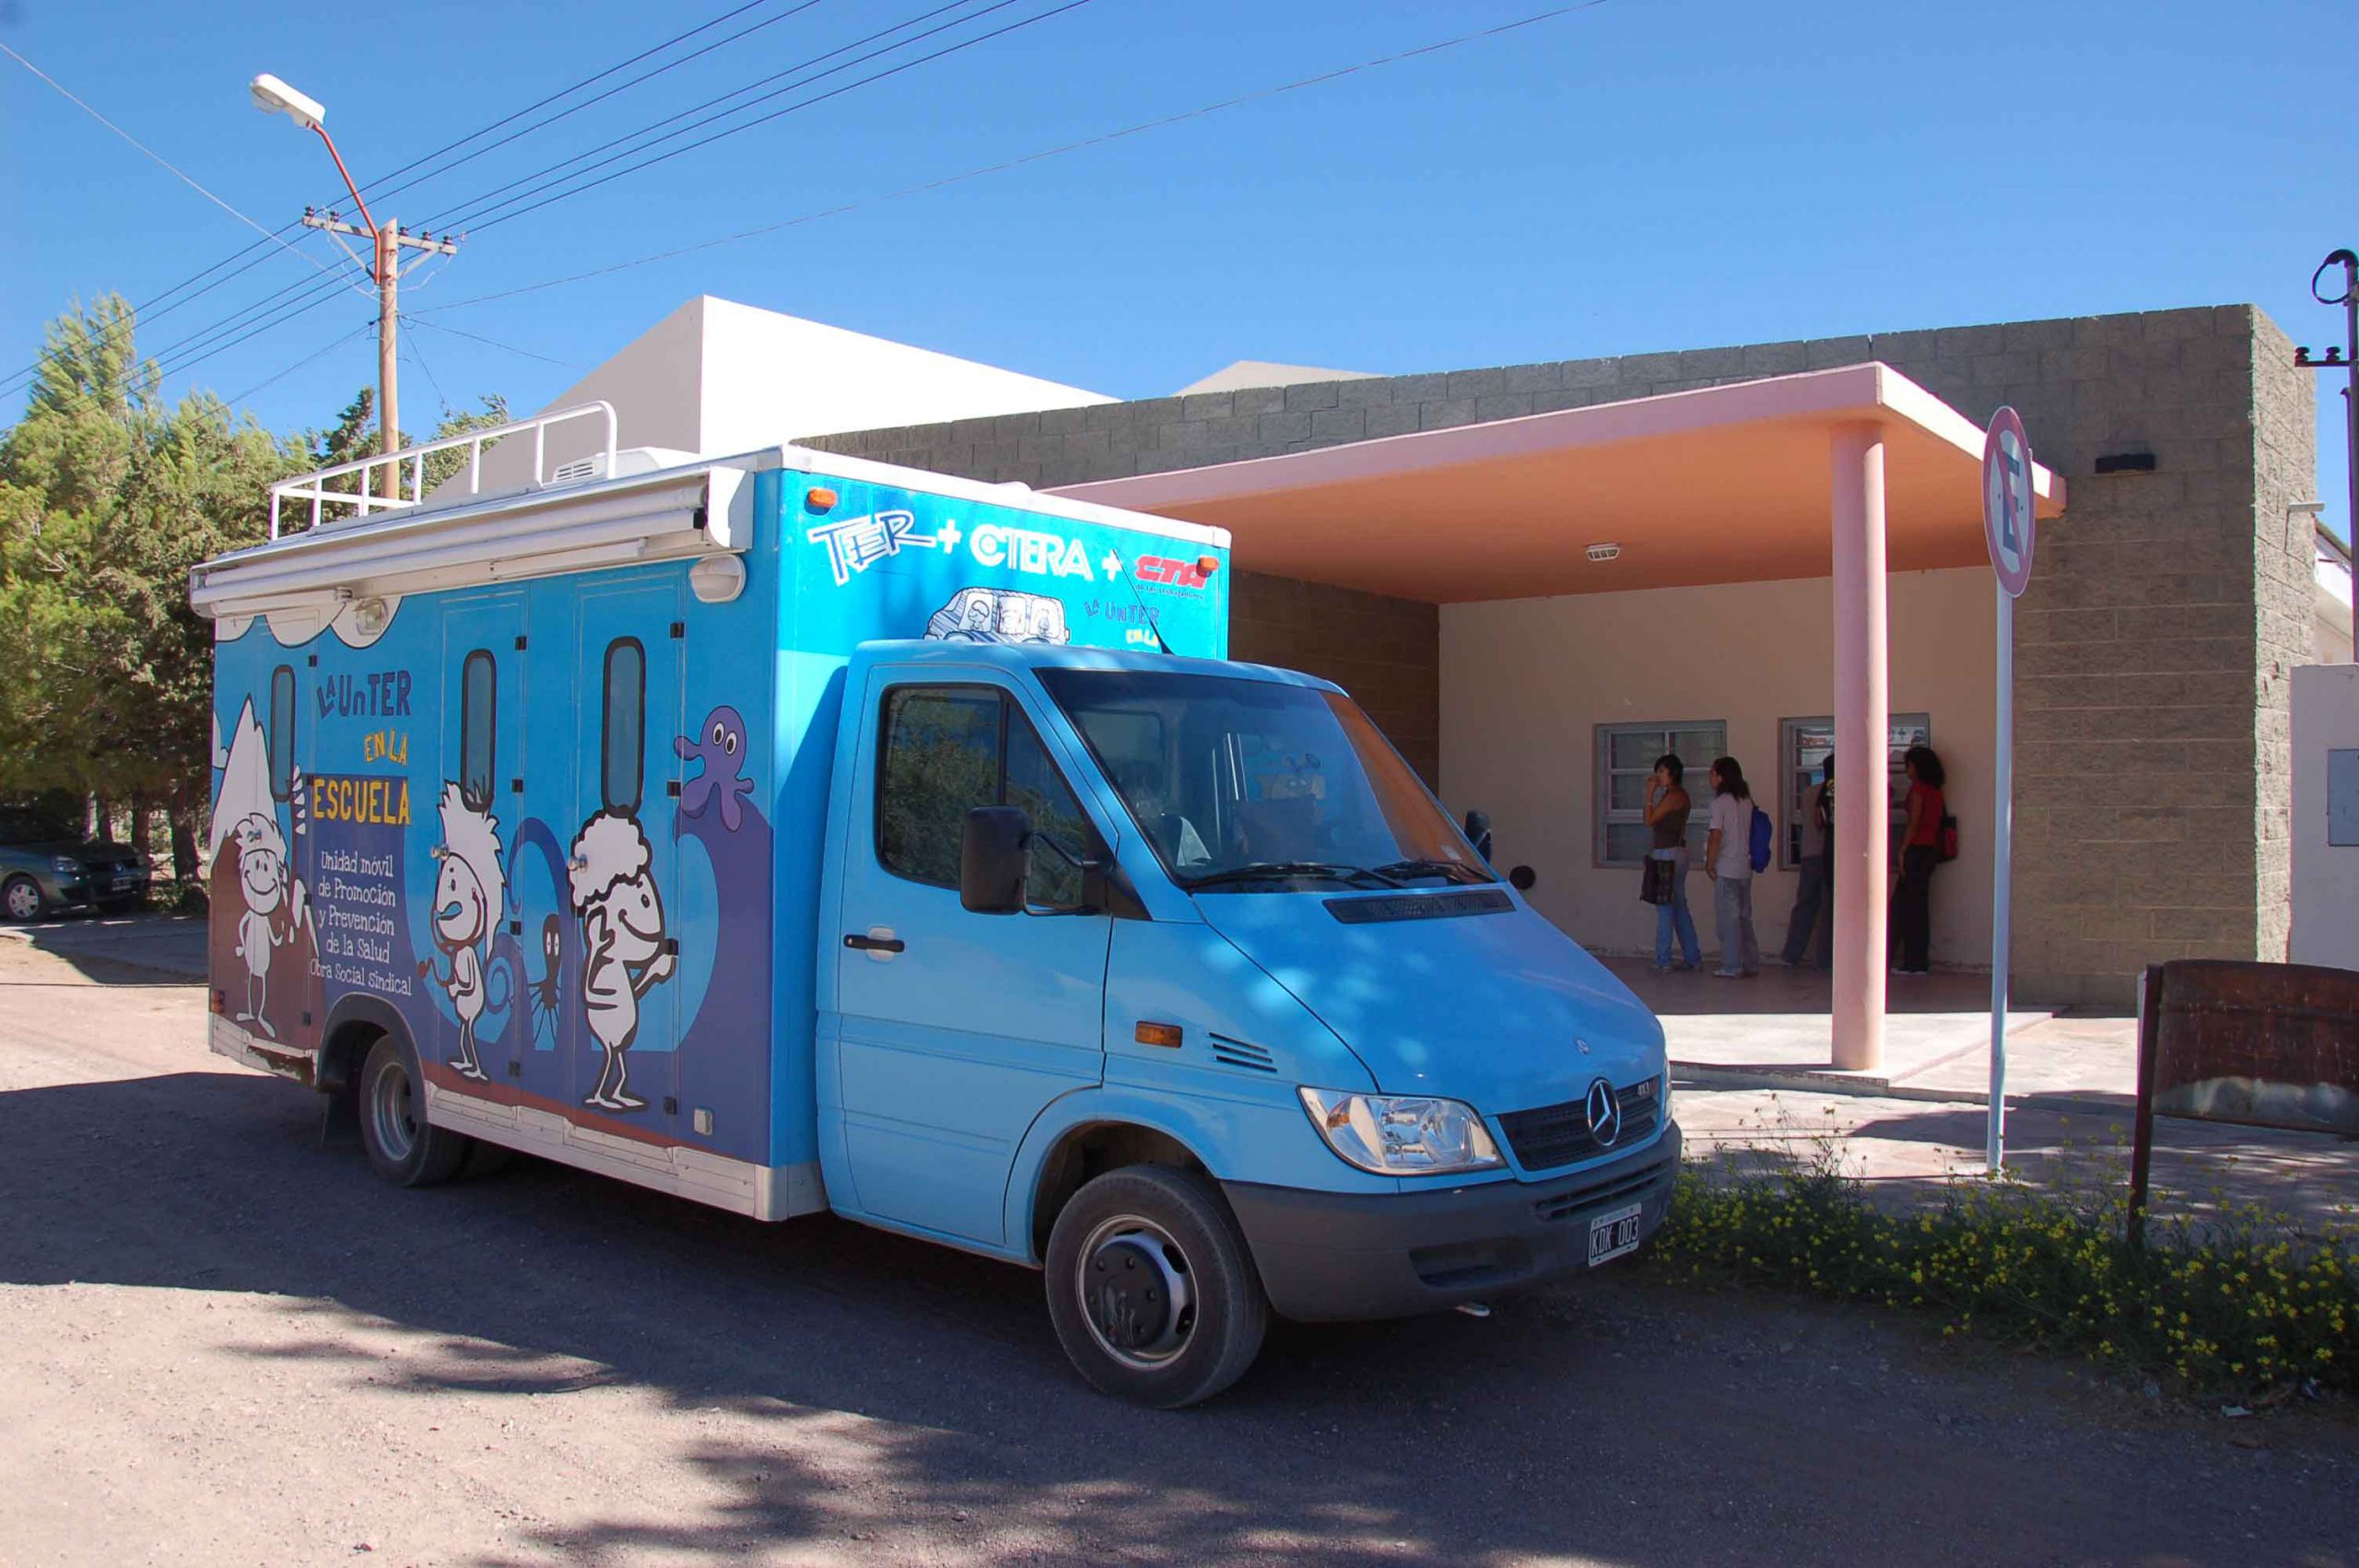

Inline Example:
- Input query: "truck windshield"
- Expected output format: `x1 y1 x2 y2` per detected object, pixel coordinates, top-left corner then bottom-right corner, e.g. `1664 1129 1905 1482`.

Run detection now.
1038 669 1492 891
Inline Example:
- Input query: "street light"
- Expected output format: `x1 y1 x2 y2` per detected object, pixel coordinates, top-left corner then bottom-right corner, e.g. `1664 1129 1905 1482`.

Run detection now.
249 72 458 462
247 73 323 132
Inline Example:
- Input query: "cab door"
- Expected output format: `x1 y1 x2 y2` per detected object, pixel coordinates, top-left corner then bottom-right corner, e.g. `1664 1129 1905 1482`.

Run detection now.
828 670 1112 1246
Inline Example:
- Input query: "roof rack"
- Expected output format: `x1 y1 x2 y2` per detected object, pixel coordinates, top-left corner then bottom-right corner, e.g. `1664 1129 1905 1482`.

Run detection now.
267 401 617 539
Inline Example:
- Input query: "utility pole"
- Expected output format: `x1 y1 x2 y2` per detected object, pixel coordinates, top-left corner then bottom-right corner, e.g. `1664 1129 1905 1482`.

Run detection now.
251 74 459 462
2295 247 2357 661
301 208 458 457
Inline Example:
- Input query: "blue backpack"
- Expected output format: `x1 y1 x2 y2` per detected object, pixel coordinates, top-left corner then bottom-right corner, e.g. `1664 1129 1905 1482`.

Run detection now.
1748 803 1774 874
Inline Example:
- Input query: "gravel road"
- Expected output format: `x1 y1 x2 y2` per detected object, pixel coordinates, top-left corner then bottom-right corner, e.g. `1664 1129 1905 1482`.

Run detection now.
3 926 2353 1566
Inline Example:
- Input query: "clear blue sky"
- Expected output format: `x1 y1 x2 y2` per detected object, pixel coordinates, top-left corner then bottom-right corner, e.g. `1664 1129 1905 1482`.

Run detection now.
2 0 2351 539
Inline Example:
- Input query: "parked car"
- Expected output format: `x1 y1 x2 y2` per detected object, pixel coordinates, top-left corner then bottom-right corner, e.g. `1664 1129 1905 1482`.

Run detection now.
0 802 152 920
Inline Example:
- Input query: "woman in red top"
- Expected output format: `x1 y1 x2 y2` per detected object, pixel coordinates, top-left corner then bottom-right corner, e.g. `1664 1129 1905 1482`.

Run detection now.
1894 745 1945 975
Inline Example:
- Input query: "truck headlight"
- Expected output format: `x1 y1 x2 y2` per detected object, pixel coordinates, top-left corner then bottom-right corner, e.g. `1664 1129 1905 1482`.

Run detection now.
1297 1087 1505 1176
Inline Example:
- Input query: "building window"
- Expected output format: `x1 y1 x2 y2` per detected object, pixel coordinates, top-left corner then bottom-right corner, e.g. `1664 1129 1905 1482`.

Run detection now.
1596 721 1724 867
268 665 296 802
1778 714 1931 868
601 638 645 813
460 649 496 812
876 684 1097 909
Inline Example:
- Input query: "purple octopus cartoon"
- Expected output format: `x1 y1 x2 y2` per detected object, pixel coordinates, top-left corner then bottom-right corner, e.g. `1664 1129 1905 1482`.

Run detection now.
675 705 757 831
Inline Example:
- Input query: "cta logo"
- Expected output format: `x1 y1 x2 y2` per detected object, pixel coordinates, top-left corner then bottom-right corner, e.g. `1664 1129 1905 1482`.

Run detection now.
1135 555 1210 590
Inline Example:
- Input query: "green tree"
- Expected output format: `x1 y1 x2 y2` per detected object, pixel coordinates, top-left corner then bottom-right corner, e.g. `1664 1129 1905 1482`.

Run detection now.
2 298 514 879
0 298 302 874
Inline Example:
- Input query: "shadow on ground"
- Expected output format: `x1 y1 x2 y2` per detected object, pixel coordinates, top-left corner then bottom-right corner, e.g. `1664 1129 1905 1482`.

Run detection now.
8 1067 2354 1565
0 912 206 987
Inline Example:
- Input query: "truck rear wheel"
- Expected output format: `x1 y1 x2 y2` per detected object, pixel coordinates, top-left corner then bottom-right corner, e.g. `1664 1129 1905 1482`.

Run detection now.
357 1035 471 1188
1044 1164 1267 1409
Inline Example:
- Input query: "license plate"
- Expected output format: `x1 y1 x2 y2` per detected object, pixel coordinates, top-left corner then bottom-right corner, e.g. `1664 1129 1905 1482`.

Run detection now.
1587 1202 1644 1267
111 875 138 891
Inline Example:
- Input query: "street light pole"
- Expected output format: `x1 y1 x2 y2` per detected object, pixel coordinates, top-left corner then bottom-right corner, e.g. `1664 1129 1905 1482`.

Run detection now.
250 74 459 462
2295 248 2358 661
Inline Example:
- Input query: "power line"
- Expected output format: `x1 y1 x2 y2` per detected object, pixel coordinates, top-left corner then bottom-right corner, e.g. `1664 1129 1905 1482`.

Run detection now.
408 317 585 371
449 0 1074 236
0 41 375 306
8 0 1038 408
223 320 380 406
420 3 1607 317
1 0 822 403
417 0 1011 234
358 0 827 224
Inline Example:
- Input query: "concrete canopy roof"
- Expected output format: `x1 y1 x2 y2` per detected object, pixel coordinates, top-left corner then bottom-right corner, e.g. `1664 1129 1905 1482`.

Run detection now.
1050 363 2066 603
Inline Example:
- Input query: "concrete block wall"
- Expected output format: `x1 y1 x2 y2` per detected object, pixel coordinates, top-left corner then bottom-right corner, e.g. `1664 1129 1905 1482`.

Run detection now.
803 304 2306 1005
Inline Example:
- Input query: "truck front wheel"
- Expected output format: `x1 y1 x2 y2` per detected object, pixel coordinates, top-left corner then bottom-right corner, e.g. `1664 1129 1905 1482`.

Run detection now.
357 1035 472 1188
1044 1165 1268 1409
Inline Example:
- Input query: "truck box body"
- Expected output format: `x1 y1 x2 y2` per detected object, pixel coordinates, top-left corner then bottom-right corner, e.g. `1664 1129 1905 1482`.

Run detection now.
197 447 1226 1218
194 414 1674 1404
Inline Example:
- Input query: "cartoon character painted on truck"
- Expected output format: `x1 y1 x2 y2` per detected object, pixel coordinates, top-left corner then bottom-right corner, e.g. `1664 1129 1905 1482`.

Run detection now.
419 783 505 1082
568 808 673 1112
230 813 291 1034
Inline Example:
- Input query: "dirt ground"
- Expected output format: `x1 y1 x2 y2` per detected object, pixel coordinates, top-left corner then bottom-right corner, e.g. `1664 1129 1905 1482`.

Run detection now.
3 925 2356 1567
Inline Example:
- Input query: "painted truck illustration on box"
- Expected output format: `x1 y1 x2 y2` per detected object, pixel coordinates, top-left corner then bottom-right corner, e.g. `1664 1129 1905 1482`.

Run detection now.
194 408 1677 1407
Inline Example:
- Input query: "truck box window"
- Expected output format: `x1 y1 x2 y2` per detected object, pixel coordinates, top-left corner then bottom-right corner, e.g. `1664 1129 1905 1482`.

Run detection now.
461 649 497 810
269 665 296 802
877 685 1096 909
602 638 644 813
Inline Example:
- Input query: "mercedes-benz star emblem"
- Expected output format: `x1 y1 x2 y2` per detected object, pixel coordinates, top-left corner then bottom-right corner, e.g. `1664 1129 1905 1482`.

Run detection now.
1585 1077 1623 1147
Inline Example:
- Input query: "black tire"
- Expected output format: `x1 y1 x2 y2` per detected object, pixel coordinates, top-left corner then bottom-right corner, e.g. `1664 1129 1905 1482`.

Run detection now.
1043 1164 1268 1409
356 1034 471 1188
2 875 43 923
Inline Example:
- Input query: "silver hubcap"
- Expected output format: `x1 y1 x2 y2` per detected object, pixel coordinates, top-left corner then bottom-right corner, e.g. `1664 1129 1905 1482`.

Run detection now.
368 1059 418 1164
1074 1213 1197 1370
5 882 37 919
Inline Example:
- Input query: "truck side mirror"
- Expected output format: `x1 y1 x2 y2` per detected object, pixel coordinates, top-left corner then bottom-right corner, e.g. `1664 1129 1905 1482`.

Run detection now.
1462 810 1495 864
960 806 1033 914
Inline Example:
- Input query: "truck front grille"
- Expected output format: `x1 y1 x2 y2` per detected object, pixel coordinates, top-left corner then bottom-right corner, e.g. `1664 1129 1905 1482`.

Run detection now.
1496 1079 1661 1172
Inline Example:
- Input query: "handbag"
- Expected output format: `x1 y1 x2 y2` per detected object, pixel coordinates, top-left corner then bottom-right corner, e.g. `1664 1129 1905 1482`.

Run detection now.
1938 813 1960 863
1639 853 1678 906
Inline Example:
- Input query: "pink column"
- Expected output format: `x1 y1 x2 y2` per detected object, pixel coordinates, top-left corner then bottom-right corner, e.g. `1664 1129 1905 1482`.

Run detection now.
1830 423 1889 1071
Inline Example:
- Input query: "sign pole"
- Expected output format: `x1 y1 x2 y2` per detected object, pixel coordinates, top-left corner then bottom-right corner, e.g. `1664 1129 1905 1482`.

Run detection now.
1979 404 2036 1176
1989 580 2012 1172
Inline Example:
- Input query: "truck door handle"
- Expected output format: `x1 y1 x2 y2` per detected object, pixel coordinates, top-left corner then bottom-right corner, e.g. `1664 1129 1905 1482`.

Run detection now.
843 932 905 954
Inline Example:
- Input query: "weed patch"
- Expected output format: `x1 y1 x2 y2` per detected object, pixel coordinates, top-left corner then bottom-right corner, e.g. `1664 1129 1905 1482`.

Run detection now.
1655 1147 2358 1399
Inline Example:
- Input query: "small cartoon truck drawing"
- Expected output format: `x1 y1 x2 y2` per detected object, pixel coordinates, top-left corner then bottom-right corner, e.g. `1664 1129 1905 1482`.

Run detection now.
925 586 1069 645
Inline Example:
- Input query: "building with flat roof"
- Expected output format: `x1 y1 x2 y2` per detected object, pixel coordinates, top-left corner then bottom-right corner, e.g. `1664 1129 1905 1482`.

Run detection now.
499 296 2337 1014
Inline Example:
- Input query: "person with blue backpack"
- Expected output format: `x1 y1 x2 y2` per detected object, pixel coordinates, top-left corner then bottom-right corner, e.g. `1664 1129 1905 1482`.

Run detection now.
1704 755 1769 979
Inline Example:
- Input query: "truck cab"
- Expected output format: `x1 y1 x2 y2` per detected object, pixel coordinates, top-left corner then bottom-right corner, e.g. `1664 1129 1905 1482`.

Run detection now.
816 640 1678 1405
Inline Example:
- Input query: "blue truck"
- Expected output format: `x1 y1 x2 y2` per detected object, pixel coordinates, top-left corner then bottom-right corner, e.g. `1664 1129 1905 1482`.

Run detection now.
191 404 1678 1406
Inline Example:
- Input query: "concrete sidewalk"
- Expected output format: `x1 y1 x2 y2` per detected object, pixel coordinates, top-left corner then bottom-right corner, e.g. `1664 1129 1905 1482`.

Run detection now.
1604 956 2137 1110
1678 1083 2359 1233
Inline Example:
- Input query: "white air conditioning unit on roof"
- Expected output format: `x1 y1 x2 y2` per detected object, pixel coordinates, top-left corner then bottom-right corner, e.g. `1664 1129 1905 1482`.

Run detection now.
550 446 698 485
